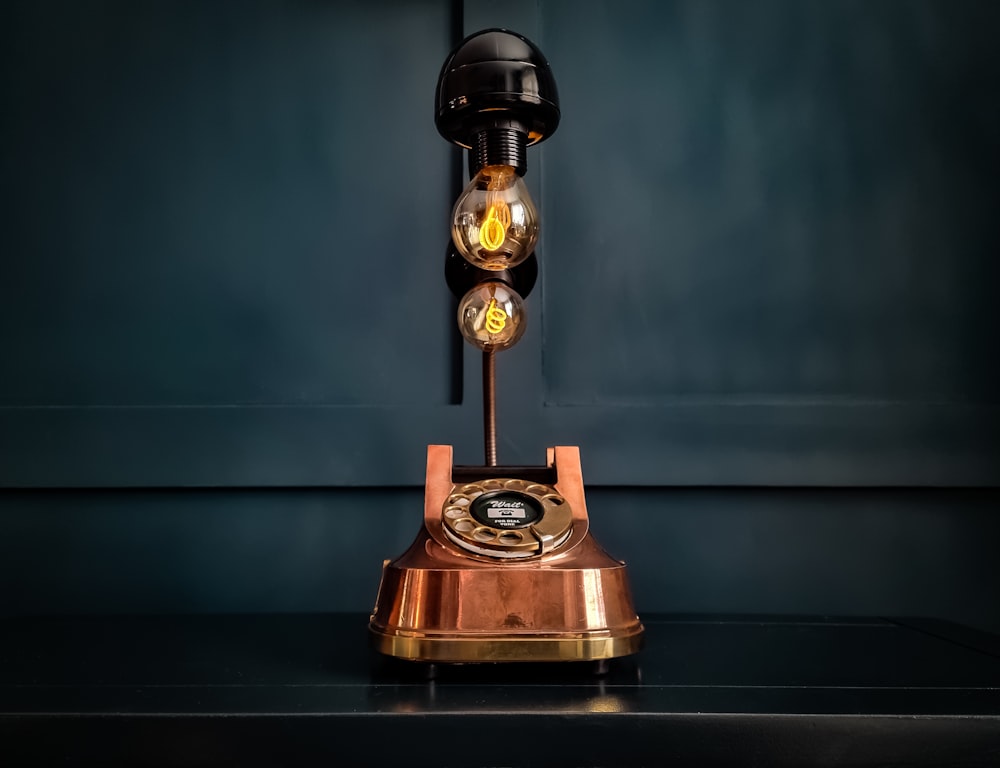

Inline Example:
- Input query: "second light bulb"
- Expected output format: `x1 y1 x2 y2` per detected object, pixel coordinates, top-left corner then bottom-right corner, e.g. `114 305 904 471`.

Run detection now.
457 281 527 351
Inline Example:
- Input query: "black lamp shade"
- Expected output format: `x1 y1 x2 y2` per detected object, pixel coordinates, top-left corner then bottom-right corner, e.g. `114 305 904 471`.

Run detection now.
435 28 560 151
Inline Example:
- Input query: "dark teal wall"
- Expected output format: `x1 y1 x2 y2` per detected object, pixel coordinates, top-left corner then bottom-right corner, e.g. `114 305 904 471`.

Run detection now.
1 2 998 628
2 488 999 632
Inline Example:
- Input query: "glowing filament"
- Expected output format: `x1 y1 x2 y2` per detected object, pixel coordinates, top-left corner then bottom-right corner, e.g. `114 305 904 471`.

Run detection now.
484 298 508 334
479 201 510 251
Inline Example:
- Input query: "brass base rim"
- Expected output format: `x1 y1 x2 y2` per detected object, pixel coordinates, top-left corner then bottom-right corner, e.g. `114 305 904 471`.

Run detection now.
369 624 644 663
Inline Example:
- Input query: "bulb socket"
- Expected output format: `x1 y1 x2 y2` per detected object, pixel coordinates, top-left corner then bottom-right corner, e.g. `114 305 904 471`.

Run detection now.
470 127 529 177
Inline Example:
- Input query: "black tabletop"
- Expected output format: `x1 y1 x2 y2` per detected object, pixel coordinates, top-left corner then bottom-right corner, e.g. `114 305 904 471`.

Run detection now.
2 613 999 766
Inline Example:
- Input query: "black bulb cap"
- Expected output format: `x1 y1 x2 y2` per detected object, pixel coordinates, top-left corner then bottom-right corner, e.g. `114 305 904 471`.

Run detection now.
436 29 560 153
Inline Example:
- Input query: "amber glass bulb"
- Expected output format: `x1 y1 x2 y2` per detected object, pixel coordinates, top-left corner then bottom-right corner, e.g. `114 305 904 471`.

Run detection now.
451 165 539 271
457 281 527 351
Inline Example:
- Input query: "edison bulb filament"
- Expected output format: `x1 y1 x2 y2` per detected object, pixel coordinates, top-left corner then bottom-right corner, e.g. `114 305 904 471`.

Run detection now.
484 298 508 333
480 202 510 251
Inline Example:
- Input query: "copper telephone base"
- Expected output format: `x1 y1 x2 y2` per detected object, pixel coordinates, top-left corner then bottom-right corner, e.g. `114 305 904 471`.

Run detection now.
369 445 644 663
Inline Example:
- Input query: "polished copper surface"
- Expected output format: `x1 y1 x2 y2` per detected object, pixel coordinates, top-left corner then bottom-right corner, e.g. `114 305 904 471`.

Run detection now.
369 445 644 662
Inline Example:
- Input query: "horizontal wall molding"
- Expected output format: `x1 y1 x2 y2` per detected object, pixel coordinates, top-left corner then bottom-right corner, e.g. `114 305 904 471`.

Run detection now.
1 398 995 487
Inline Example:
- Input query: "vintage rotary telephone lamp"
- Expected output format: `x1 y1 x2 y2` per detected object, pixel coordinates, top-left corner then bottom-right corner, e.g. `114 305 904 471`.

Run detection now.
369 29 643 664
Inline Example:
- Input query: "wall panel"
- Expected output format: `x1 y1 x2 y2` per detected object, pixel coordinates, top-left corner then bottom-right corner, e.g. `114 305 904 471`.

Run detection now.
535 0 1000 485
0 0 468 486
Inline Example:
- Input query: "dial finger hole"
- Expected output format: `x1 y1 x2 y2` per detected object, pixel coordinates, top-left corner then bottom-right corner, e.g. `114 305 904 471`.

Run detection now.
473 528 496 542
444 507 466 519
498 531 523 545
453 519 475 533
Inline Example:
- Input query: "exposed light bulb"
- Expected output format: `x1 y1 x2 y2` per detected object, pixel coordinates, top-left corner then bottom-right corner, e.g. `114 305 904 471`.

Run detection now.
457 281 527 351
452 165 538 271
